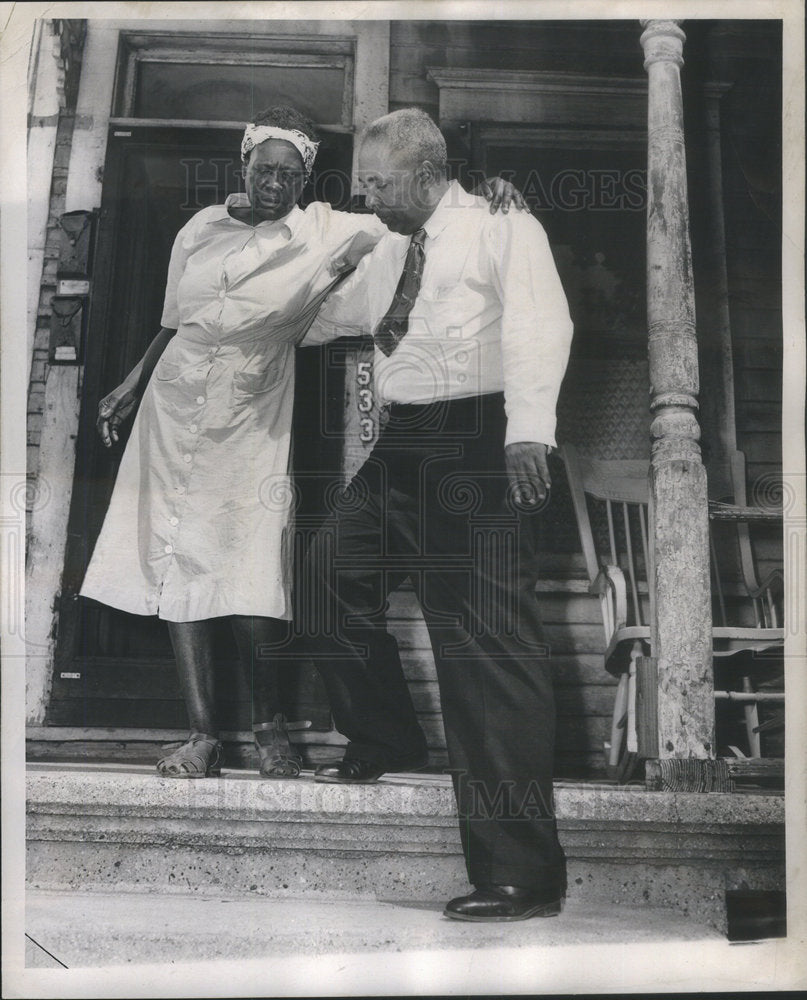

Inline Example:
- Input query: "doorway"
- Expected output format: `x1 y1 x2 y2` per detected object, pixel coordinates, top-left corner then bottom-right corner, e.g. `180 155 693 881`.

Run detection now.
49 125 352 731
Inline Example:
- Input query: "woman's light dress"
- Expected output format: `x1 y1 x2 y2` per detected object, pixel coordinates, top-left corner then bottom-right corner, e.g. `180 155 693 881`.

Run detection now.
80 194 384 622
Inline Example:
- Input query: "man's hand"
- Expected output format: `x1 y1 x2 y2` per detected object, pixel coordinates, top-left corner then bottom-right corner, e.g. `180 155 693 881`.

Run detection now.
96 382 140 448
505 442 551 509
477 177 530 214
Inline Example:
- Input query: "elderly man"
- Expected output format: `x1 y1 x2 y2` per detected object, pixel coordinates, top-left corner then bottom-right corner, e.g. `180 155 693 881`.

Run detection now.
300 108 574 921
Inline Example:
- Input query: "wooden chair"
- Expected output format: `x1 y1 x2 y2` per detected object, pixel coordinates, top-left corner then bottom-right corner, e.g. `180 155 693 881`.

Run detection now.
708 450 785 758
562 443 784 782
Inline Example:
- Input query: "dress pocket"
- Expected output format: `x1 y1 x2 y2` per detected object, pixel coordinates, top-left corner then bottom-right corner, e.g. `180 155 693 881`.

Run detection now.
153 358 184 381
231 359 284 398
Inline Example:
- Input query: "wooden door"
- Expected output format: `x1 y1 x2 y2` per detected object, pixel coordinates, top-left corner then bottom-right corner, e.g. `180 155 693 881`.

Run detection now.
50 125 352 731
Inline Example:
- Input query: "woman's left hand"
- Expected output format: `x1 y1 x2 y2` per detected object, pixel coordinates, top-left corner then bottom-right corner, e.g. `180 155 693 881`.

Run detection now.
478 176 530 214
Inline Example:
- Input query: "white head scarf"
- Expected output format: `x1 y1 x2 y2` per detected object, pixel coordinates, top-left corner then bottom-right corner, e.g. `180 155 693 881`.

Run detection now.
240 124 320 177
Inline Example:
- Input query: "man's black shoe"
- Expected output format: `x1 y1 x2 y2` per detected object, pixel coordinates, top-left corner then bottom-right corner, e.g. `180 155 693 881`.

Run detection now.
314 752 428 784
443 884 564 922
388 750 429 773
314 759 386 784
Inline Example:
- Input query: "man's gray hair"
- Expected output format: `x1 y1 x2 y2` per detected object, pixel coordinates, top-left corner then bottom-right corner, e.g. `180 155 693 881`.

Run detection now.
362 108 447 171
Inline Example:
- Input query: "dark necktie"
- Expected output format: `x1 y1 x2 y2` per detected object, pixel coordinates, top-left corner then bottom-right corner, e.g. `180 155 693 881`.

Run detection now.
373 228 427 357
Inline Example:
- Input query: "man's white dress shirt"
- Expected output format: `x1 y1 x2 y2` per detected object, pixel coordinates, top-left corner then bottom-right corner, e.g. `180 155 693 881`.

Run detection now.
303 181 574 447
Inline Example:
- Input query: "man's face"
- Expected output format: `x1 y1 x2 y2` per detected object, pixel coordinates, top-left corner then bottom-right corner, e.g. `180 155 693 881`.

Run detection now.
358 139 430 235
243 139 307 220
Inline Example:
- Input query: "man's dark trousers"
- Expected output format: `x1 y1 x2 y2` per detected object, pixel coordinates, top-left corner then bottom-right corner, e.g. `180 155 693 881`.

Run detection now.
302 392 566 894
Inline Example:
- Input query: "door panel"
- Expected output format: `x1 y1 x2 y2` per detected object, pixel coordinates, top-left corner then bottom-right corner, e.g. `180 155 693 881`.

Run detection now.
51 126 352 730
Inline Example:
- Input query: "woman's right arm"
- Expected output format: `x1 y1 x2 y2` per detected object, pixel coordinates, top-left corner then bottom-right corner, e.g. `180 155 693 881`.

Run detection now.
96 326 176 447
97 210 198 446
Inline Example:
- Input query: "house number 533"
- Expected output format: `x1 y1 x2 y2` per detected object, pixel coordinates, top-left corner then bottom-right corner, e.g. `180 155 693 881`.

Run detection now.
357 360 374 442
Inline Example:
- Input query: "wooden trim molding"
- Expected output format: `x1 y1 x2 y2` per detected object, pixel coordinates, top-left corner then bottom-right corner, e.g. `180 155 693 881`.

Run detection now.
473 125 648 150
107 118 354 134
426 67 648 128
26 725 347 746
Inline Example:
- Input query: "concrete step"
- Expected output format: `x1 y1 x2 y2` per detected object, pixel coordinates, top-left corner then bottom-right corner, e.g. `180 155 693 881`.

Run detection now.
23 886 721 972
18 889 803 996
26 762 785 934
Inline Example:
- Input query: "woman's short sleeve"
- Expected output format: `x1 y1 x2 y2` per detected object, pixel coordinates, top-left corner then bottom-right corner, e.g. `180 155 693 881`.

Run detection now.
160 218 197 329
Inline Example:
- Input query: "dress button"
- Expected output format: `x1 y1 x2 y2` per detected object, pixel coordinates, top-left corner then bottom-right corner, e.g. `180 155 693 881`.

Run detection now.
219 291 225 299
196 396 205 405
189 424 198 434
164 544 173 554
169 516 179 526
176 485 186 495
183 454 192 463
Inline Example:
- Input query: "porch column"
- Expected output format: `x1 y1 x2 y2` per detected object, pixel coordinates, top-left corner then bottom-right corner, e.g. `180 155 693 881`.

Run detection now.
640 20 716 779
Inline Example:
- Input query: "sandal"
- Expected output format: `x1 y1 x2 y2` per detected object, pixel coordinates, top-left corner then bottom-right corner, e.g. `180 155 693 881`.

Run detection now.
156 732 222 778
254 715 304 779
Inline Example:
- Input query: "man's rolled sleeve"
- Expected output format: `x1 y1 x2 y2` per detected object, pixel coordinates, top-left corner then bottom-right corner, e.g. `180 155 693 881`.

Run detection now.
488 213 574 448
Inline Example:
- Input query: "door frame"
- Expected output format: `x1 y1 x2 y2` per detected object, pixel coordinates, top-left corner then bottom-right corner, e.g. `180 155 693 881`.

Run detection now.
51 126 241 718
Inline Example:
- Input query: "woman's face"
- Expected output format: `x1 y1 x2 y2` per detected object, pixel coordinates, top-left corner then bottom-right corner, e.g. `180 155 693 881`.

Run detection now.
243 139 307 220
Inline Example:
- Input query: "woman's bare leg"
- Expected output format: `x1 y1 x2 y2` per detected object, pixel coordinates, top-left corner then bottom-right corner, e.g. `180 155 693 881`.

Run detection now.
230 615 291 724
232 616 301 776
167 619 218 735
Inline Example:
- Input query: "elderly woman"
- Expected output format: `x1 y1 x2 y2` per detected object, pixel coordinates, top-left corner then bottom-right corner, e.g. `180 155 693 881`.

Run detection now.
80 105 522 779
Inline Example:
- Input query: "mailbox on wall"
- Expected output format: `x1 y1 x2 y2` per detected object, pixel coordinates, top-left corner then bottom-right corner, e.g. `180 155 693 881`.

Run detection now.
49 209 97 364
49 296 86 364
56 209 95 281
